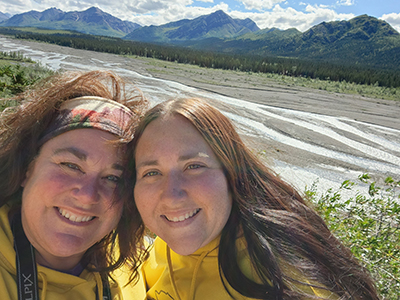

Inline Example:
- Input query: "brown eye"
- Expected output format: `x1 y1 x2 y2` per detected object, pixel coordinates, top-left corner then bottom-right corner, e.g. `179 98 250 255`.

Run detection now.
105 175 120 183
144 171 160 177
187 164 203 170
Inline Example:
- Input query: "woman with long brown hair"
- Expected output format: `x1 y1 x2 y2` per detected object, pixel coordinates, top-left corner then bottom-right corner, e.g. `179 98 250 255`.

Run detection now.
0 70 147 300
131 97 379 299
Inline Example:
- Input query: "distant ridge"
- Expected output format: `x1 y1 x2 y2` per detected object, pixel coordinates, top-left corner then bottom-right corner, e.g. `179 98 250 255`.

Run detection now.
268 15 400 67
123 10 260 43
0 8 399 69
184 14 400 69
0 7 141 37
0 11 10 22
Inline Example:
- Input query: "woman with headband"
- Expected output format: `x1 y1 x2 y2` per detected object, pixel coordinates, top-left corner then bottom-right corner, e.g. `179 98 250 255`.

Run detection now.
0 70 147 300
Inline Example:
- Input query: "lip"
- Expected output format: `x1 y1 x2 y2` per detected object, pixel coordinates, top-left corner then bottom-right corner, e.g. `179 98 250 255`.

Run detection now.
162 208 201 225
55 207 96 225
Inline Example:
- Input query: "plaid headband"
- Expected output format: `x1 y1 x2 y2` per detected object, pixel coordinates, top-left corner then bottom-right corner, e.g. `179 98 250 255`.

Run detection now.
40 96 135 144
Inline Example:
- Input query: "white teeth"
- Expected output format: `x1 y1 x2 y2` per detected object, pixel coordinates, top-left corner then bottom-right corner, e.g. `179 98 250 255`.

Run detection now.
167 208 200 223
58 208 94 223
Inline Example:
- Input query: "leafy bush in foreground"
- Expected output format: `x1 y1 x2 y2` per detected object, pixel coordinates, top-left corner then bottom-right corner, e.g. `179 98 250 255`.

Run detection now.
0 53 53 100
306 174 400 299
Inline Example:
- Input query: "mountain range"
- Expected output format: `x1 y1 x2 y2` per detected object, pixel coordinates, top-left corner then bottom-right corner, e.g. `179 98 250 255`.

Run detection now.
184 13 400 68
0 12 10 22
123 10 259 42
0 7 140 37
122 10 399 69
1 7 399 69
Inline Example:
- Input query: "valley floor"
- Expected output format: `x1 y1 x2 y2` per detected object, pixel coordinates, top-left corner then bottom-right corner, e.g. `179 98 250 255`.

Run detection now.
129 56 400 130
2 36 399 188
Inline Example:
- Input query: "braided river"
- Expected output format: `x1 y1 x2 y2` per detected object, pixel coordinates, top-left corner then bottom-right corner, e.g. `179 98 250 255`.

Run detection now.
1 36 399 197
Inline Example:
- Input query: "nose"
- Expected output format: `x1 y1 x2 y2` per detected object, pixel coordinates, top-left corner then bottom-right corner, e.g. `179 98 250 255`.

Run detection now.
72 176 101 205
160 171 186 204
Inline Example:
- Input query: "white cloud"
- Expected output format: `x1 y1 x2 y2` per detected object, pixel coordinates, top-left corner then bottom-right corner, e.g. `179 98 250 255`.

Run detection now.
0 0 34 15
2 0 393 33
123 2 356 31
336 0 354 6
381 12 400 33
196 0 214 3
120 2 230 26
230 4 354 31
239 0 285 11
0 0 94 16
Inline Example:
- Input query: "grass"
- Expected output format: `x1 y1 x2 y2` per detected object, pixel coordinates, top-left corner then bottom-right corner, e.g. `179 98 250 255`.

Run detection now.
277 74 400 101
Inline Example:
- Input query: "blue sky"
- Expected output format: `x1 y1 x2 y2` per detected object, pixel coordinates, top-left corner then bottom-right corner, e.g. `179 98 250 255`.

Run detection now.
1 0 399 32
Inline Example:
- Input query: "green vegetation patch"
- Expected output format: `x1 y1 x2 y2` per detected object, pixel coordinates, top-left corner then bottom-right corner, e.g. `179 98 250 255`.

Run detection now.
0 51 53 99
1 26 80 35
306 174 400 299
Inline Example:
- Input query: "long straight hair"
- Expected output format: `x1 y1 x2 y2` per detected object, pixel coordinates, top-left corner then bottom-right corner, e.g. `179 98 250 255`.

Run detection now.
131 97 379 299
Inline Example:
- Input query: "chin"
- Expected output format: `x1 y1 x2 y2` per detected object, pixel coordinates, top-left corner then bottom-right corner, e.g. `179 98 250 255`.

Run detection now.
167 240 202 256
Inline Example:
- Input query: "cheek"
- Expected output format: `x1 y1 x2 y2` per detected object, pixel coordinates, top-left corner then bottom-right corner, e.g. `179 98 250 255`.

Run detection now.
223 197 232 222
134 186 152 215
21 177 45 211
215 192 232 218
25 170 72 197
108 202 124 227
207 173 230 200
209 177 232 219
21 195 36 225
135 199 152 223
100 187 119 202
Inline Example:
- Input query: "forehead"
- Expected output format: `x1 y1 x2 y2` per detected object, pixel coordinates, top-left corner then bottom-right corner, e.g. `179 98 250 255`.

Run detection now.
146 115 202 140
136 115 211 156
40 128 122 157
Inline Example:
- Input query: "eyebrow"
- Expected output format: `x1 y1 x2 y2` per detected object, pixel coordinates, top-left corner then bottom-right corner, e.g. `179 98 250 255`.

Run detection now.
53 147 124 171
53 147 87 161
112 163 124 171
136 152 208 168
136 159 158 169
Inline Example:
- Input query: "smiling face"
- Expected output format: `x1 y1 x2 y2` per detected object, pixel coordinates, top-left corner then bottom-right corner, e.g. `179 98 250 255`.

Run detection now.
134 115 232 255
21 128 124 270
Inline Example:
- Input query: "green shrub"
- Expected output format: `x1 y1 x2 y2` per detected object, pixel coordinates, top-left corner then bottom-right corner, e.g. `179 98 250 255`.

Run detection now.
0 63 53 100
306 174 400 299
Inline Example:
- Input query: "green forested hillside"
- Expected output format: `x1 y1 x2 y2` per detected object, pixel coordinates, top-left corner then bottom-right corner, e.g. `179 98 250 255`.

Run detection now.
186 15 400 71
1 27 398 89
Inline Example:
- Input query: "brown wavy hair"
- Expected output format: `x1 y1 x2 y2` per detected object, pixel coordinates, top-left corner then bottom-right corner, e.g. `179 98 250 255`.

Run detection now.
130 97 379 299
0 70 148 282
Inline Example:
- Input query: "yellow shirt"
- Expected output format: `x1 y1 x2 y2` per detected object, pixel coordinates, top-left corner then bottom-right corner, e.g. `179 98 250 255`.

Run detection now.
139 237 339 300
0 204 124 300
